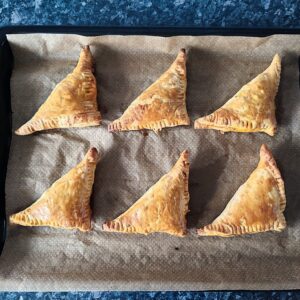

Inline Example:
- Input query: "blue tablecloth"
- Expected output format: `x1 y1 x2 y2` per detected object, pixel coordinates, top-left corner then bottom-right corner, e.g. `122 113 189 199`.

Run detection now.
1 1 300 299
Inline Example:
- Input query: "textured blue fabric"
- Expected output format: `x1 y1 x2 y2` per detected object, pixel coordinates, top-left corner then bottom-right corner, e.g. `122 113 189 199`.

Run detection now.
0 0 299 28
0 291 300 299
1 0 300 299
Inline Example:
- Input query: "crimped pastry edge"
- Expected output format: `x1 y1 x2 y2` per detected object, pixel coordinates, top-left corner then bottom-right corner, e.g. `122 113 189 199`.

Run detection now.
197 144 286 237
102 150 190 237
15 111 101 135
108 119 190 133
10 148 99 232
194 118 276 136
194 54 281 137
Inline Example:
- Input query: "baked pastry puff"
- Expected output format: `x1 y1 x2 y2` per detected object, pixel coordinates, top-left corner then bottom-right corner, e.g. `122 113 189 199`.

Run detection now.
194 54 281 136
10 148 99 231
108 49 190 133
198 144 286 237
15 46 101 135
103 150 190 236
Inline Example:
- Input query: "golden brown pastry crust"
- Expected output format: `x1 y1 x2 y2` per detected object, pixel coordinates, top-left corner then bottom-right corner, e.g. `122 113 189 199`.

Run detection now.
108 49 190 133
10 148 99 231
198 144 286 237
194 54 281 136
15 46 101 135
103 150 190 236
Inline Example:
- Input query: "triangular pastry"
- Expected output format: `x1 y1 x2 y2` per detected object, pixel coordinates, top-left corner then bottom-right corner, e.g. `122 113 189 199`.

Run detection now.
198 144 286 237
10 148 99 231
108 49 190 133
194 54 281 136
15 46 101 135
103 150 190 236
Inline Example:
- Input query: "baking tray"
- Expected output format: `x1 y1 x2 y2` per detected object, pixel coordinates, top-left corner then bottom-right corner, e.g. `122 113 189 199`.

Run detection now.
0 25 299 261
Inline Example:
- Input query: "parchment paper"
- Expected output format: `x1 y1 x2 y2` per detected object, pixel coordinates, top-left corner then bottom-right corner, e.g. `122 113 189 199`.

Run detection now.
1 33 300 291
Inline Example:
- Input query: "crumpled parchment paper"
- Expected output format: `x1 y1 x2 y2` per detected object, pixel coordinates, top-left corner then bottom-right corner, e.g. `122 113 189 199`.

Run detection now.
0 33 299 291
